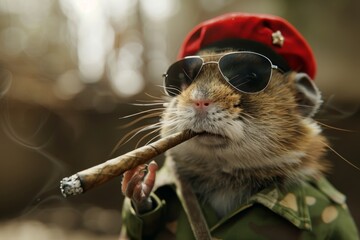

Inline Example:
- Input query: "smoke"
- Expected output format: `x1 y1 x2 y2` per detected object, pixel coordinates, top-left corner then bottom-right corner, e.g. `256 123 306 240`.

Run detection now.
0 69 12 98
0 69 69 217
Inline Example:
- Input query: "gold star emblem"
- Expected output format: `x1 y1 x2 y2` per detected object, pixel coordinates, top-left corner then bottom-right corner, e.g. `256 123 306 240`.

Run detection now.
272 30 285 47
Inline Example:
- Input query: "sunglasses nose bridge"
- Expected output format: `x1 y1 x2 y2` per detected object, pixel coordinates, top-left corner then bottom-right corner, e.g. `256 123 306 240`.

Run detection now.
202 61 219 66
201 61 224 78
191 61 221 82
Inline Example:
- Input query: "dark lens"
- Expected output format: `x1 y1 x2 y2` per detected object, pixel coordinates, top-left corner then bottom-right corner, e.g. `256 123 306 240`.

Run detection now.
219 52 272 93
164 57 203 96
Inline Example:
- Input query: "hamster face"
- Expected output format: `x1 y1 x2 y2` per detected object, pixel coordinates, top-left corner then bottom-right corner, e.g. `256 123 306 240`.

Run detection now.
161 51 326 172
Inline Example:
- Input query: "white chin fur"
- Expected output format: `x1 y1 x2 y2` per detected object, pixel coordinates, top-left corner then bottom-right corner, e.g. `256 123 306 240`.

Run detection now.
171 140 303 171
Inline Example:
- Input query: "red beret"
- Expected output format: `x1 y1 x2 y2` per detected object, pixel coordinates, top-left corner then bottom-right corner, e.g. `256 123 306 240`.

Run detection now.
178 13 317 79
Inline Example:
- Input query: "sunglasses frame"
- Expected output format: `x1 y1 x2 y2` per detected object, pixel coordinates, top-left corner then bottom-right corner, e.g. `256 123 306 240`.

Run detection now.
163 51 280 96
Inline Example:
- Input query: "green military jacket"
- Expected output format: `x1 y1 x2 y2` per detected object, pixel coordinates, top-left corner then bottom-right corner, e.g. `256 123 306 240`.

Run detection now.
121 170 358 240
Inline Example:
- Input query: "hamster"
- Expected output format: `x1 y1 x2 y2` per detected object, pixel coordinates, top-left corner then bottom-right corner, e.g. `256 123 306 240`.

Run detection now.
122 50 328 217
120 12 359 238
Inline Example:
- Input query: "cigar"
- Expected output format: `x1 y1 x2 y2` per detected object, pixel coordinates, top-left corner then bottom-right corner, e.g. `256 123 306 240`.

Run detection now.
60 130 198 197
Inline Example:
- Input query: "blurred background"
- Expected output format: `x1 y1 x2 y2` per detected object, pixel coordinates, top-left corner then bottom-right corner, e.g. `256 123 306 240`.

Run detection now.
0 0 359 239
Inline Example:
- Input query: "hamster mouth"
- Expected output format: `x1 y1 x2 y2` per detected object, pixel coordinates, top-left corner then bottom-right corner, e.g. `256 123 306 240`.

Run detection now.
199 131 226 138
194 131 229 147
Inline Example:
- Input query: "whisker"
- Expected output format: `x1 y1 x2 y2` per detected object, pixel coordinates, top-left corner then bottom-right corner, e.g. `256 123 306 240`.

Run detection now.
113 123 162 152
324 142 360 171
158 123 181 135
143 124 181 147
130 103 165 107
135 127 162 148
152 85 170 96
154 84 166 89
144 131 164 146
158 124 180 135
315 121 355 133
120 112 162 128
119 108 164 119
135 99 165 103
160 116 182 125
145 92 164 100
112 126 147 153
163 85 182 95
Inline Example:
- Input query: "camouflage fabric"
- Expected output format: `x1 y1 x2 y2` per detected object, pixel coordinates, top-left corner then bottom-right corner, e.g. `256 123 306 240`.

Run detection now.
121 174 359 240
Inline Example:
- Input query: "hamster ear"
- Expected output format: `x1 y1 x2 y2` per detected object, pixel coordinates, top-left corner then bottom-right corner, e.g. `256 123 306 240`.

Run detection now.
294 73 322 118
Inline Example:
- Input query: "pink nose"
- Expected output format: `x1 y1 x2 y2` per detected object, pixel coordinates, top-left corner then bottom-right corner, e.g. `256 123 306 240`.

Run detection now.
193 99 212 110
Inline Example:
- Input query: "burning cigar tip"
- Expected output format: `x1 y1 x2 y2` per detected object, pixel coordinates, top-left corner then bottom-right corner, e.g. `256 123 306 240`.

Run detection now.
60 174 83 197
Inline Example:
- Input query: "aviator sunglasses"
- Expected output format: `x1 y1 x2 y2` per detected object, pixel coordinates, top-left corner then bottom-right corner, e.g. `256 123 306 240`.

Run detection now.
163 51 280 96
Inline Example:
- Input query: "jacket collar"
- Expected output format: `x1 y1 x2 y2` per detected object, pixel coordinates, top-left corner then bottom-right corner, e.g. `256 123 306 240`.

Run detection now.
249 184 312 230
206 182 312 231
156 160 345 232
